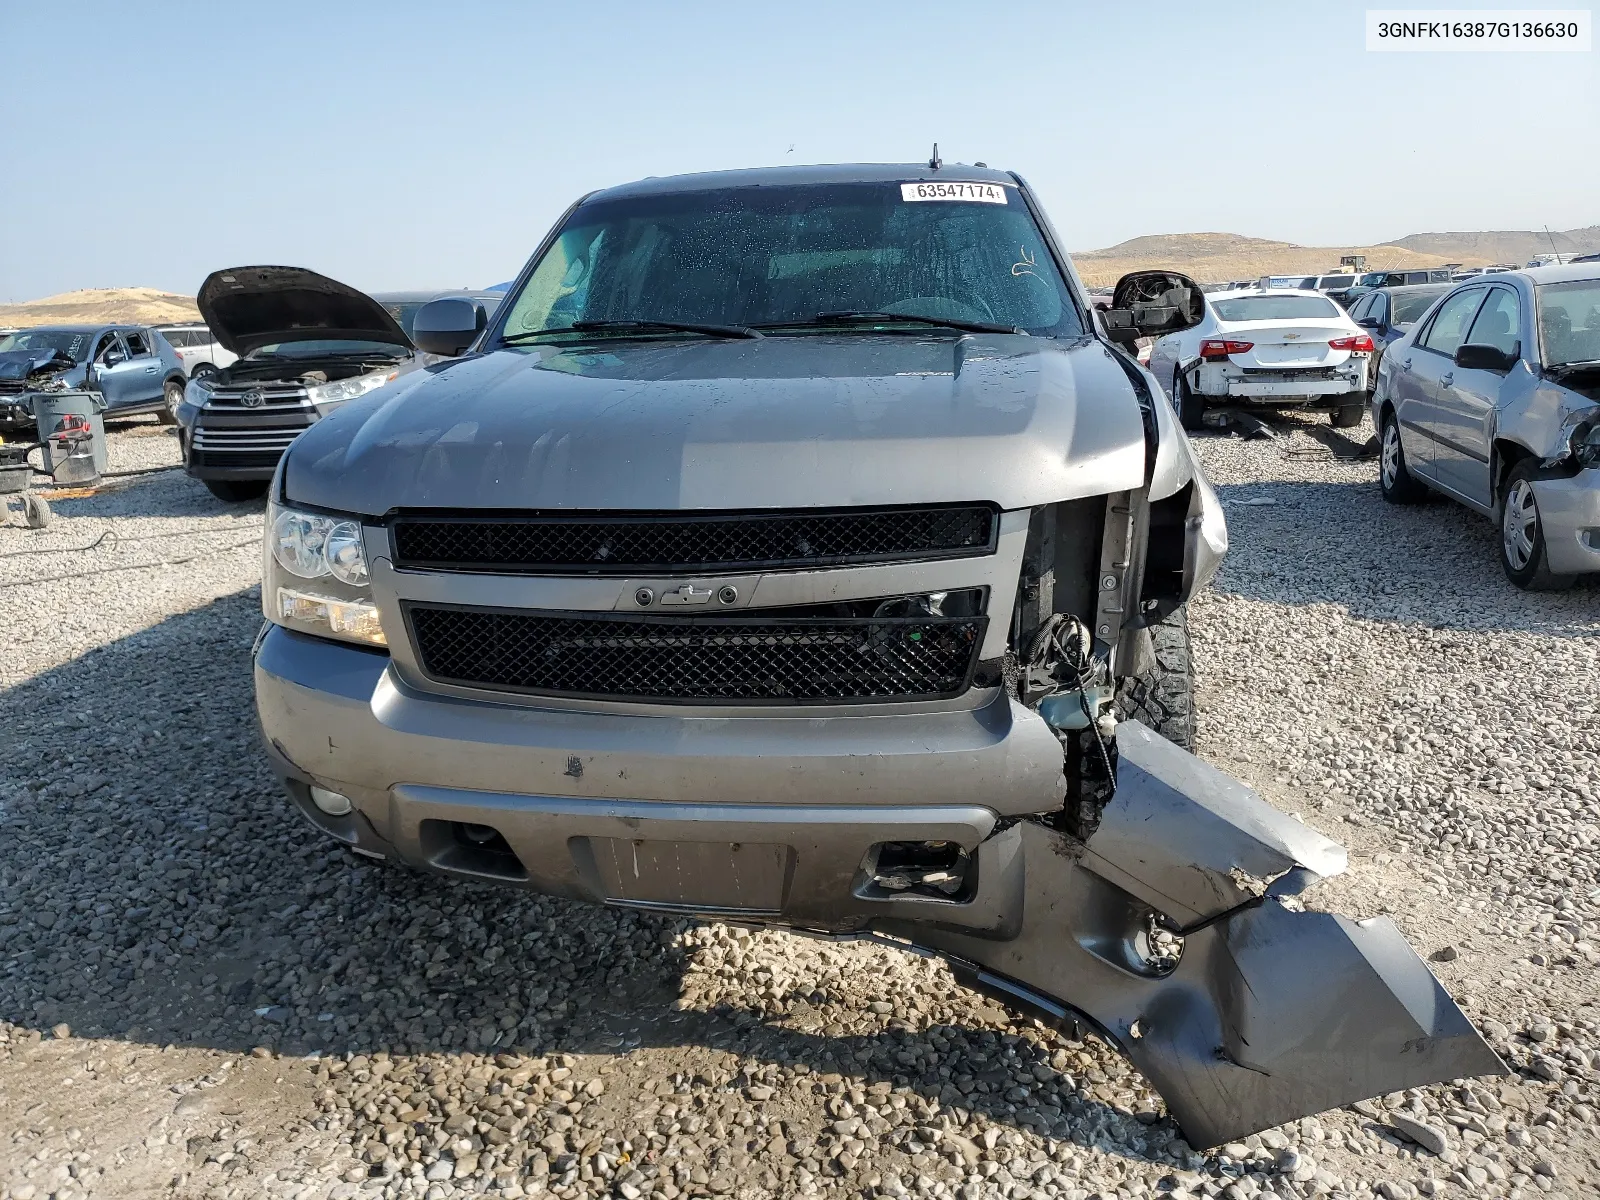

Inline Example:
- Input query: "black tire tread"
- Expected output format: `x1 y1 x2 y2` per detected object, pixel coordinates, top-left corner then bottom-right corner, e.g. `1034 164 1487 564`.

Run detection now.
1176 371 1206 432
1116 608 1195 751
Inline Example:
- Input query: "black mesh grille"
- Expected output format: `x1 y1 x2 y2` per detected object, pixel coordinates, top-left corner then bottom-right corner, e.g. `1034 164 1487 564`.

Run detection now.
405 604 986 704
390 505 997 574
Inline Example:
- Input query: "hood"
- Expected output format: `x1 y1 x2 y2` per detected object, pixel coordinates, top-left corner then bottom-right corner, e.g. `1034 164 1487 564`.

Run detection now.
0 347 75 381
284 334 1150 517
196 266 411 358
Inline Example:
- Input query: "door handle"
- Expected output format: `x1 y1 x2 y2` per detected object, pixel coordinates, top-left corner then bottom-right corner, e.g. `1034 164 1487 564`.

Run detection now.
144 366 158 373
1440 372 1454 387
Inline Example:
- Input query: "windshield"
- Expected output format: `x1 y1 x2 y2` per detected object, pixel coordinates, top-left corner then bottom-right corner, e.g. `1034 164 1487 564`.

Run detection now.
1212 295 1339 321
1537 279 1600 366
247 339 409 360
383 303 426 339
498 181 1083 339
0 329 90 361
1392 288 1449 324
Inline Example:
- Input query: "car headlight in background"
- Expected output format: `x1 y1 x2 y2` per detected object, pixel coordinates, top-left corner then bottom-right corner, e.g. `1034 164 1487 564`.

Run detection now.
1570 418 1600 469
306 367 399 413
185 376 213 407
265 502 386 646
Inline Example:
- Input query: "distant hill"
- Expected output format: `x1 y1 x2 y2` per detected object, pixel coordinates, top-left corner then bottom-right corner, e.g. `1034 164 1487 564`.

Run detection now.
1069 232 1475 288
0 288 200 329
1380 227 1600 266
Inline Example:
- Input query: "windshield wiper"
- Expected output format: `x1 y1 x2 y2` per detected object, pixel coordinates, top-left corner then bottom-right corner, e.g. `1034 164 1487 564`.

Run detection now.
806 311 1026 335
1547 358 1600 375
503 318 762 343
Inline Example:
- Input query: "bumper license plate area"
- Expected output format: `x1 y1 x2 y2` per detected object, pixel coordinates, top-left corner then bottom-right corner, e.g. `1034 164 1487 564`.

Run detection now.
576 837 793 914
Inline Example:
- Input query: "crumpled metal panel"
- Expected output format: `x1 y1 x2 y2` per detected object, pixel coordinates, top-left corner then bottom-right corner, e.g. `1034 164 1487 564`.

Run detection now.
1083 722 1346 927
878 721 1504 1147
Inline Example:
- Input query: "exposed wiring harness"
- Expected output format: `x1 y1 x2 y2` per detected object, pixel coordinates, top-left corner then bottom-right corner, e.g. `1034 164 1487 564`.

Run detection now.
1023 613 1117 797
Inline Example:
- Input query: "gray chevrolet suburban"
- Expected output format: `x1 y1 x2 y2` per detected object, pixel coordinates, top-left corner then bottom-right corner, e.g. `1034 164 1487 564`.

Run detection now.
254 163 1499 1145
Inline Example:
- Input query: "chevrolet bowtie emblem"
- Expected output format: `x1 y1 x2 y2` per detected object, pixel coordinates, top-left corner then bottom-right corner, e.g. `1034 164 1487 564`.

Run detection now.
659 583 713 605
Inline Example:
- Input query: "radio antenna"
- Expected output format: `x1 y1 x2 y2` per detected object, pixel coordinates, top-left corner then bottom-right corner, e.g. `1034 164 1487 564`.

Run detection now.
929 143 941 170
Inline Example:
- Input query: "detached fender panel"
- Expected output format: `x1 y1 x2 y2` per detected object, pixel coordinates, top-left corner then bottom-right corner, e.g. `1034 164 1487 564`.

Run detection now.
876 721 1503 1147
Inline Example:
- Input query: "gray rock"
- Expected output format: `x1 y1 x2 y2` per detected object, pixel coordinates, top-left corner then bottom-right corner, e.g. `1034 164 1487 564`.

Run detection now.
1389 1115 1449 1156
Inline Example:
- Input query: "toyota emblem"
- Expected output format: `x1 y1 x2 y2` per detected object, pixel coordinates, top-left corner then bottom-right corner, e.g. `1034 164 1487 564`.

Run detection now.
240 389 265 408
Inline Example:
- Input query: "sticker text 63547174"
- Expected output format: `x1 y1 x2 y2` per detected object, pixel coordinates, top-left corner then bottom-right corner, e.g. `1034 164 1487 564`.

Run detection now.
899 181 1009 204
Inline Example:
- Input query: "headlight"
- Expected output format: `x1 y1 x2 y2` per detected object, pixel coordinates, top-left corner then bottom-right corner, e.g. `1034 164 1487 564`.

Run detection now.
306 367 399 413
1571 418 1600 469
265 501 386 647
185 377 212 407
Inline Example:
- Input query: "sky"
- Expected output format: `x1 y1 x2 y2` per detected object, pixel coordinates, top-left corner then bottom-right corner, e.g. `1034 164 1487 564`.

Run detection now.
2 0 1596 301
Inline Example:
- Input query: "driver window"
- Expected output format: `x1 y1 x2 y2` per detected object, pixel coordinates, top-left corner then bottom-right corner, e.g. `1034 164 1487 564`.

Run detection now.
1464 288 1519 356
96 334 126 364
1419 289 1485 356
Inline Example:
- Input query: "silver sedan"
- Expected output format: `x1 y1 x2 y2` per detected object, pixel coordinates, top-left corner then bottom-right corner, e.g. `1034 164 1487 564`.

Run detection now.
1369 264 1600 590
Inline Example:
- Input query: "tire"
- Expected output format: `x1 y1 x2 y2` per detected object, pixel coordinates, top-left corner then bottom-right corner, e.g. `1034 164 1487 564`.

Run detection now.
159 379 184 425
191 363 217 381
203 479 268 502
1378 409 1428 504
1330 402 1363 428
1175 370 1206 432
1116 607 1194 752
23 493 52 529
1498 460 1575 591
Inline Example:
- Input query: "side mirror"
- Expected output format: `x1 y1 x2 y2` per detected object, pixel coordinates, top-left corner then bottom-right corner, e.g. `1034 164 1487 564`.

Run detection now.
1103 271 1204 344
1356 316 1379 329
1454 342 1519 373
103 349 126 367
412 298 486 357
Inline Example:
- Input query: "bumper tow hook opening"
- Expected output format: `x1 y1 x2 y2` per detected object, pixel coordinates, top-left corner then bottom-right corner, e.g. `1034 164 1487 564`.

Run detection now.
1136 912 1184 976
864 840 973 899
419 820 528 882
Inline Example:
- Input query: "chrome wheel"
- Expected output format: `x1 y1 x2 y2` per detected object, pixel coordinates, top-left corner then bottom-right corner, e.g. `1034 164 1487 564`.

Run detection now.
1501 479 1538 571
1380 421 1401 489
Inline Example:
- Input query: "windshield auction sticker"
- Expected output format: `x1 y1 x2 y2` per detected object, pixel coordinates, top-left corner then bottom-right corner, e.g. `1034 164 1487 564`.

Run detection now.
1366 9 1591 50
900 182 1009 203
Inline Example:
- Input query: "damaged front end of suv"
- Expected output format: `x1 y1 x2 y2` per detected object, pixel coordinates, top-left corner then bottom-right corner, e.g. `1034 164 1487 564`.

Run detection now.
253 164 1501 1147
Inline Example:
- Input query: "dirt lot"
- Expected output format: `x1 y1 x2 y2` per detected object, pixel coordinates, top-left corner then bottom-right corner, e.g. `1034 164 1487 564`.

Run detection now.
1 413 1596 1200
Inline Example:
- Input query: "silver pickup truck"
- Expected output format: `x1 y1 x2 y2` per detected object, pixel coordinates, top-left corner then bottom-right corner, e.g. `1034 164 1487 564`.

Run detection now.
253 162 1499 1146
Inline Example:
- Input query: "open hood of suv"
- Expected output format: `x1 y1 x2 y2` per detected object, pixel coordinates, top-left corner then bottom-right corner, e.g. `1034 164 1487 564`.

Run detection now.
197 266 411 358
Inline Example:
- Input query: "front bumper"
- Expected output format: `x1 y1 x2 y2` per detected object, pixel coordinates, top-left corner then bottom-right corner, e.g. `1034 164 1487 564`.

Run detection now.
1530 466 1600 575
178 399 310 481
256 624 1066 930
256 623 1502 1145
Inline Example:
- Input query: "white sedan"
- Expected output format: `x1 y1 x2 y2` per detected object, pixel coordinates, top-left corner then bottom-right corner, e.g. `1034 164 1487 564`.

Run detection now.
1146 289 1374 429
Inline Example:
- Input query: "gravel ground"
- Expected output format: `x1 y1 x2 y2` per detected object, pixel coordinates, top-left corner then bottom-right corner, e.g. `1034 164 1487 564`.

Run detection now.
1 412 1596 1200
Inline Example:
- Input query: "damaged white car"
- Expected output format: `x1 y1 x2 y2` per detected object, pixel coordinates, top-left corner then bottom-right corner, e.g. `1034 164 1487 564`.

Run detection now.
253 163 1501 1146
1147 289 1374 430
